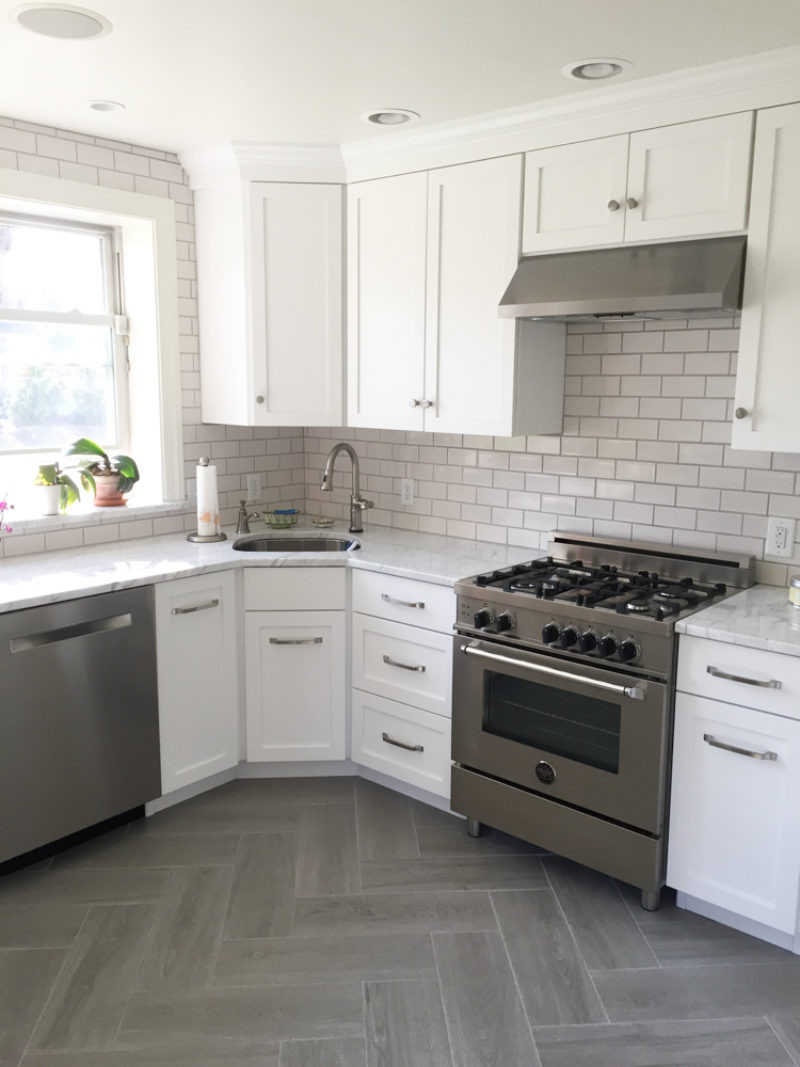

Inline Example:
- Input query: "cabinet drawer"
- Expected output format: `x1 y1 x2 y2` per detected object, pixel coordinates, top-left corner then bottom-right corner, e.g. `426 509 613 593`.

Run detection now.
352 614 452 717
353 569 455 633
351 689 451 798
244 567 346 611
678 635 800 720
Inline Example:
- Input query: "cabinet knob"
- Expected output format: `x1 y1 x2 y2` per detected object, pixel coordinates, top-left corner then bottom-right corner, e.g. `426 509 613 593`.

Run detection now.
734 407 749 420
255 395 265 404
410 399 433 409
607 199 620 212
626 197 640 209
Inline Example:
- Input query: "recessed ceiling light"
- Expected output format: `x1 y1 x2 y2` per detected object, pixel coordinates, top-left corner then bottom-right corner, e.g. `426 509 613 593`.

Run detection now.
12 4 112 39
88 99 125 112
562 58 633 82
361 108 420 127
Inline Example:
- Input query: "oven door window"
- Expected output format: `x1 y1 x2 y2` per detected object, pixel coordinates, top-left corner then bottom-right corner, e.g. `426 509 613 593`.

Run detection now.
483 671 621 773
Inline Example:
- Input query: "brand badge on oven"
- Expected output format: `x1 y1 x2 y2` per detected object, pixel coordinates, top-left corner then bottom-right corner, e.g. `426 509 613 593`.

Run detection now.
535 760 557 785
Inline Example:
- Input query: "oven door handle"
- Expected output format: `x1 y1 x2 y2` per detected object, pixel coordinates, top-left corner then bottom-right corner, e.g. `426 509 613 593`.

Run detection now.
460 643 646 700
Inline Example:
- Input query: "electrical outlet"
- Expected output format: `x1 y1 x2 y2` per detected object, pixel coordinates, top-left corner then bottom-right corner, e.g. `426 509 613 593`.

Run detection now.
246 473 262 501
400 478 414 506
766 516 796 558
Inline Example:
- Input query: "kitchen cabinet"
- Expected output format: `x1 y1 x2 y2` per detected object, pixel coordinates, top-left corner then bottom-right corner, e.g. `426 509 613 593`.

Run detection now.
523 113 753 252
348 157 565 436
733 103 800 451
155 572 239 794
244 569 346 762
194 180 343 426
351 570 455 797
668 635 800 938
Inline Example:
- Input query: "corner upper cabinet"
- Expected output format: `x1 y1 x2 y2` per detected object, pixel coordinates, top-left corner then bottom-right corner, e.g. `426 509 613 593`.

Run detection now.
348 155 565 436
193 179 343 426
523 113 753 253
733 103 800 452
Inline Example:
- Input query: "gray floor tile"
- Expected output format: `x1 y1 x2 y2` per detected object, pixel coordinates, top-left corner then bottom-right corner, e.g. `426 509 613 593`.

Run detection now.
594 961 800 1022
356 778 418 861
117 984 364 1048
408 799 462 829
543 856 657 970
360 854 546 893
280 1037 366 1067
0 948 64 1067
51 830 239 869
136 866 233 991
364 979 452 1067
491 890 606 1025
224 833 295 939
417 825 545 857
214 932 435 987
294 804 360 896
0 905 87 947
23 1050 280 1066
434 931 540 1067
534 1018 794 1066
293 891 498 937
767 1016 800 1062
0 868 168 907
31 904 153 1050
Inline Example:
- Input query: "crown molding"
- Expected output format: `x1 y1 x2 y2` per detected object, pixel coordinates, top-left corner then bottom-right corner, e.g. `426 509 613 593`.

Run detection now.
180 141 346 189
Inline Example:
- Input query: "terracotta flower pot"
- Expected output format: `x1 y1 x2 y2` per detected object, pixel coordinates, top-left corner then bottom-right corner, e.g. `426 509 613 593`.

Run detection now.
92 471 127 507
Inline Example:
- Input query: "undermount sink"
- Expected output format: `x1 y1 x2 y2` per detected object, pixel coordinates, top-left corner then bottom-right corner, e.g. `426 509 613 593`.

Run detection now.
232 535 360 553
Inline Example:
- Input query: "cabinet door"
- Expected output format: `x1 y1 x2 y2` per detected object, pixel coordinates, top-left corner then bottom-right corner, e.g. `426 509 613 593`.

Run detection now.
667 692 800 933
246 610 345 761
249 183 343 426
424 155 523 436
625 113 753 242
347 173 427 430
522 136 629 252
155 572 239 794
733 103 800 452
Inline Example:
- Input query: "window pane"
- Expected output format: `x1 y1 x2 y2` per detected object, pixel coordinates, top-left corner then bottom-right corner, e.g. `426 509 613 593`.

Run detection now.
0 322 117 450
0 219 109 314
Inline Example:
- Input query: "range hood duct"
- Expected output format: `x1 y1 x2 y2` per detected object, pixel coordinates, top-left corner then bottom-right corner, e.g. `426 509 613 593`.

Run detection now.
498 236 746 322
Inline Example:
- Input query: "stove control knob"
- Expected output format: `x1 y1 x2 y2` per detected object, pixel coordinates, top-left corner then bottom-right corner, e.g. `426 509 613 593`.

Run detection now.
618 638 640 663
559 626 578 649
495 612 516 633
541 622 561 645
596 634 617 658
473 609 495 629
577 630 596 653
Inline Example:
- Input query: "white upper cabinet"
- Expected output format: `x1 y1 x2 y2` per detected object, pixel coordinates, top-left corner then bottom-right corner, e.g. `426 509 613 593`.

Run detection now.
195 180 343 427
523 113 753 253
733 103 800 452
348 155 565 436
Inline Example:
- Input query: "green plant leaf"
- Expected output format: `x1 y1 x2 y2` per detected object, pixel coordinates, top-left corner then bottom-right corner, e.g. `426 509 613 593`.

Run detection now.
111 454 140 483
35 463 58 486
63 437 110 467
80 470 96 496
59 475 80 511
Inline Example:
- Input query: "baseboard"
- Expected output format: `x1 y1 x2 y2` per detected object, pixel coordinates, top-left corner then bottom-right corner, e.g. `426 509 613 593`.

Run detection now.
145 767 237 815
237 760 359 778
676 891 798 953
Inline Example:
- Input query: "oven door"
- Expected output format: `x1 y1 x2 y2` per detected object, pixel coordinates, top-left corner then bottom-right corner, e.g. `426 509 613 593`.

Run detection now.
452 636 670 834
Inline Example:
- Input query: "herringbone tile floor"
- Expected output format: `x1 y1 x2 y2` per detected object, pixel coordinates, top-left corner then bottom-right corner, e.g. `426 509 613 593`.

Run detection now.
2 776 800 1065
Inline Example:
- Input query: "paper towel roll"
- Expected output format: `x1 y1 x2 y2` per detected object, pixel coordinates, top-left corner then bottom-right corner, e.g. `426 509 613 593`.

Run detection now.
196 459 221 537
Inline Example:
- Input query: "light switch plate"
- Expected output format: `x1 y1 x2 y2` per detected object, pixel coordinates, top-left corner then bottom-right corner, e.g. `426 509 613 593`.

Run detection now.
766 516 795 558
246 473 262 501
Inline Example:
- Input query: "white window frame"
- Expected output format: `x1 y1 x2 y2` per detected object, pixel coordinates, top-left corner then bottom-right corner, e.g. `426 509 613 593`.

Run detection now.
0 167 183 504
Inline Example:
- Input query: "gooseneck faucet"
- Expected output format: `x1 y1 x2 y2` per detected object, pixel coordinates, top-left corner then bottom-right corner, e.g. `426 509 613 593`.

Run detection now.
320 442 374 533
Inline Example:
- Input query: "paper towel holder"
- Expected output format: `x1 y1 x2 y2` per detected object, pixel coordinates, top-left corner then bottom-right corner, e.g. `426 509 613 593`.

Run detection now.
187 457 228 543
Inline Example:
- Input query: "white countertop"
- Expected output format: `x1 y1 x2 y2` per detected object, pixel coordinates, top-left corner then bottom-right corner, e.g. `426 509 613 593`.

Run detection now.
676 584 800 658
0 524 536 613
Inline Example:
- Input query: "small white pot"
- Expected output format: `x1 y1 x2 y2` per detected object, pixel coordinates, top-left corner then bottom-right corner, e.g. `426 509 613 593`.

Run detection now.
35 484 61 516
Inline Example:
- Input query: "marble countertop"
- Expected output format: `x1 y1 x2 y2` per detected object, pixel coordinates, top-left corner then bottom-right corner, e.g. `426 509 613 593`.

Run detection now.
0 523 536 613
676 584 800 658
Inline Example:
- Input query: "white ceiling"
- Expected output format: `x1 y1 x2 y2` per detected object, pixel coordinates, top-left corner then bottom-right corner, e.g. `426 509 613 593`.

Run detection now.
1 0 800 153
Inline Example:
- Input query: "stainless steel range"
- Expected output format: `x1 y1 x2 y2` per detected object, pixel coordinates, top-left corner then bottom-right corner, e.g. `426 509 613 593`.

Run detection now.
451 532 754 909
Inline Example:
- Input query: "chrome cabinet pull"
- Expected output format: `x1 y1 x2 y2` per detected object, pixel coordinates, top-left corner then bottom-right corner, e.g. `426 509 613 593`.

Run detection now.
381 593 425 609
382 654 426 672
703 733 778 761
171 599 219 616
10 613 132 653
461 643 645 700
706 665 782 689
269 636 323 646
382 731 424 753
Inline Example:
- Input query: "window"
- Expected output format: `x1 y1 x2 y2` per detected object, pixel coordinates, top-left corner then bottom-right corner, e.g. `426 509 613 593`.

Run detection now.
0 212 129 455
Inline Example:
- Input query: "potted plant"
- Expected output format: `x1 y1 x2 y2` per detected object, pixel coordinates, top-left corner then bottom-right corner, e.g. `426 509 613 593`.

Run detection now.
33 462 80 515
62 437 140 508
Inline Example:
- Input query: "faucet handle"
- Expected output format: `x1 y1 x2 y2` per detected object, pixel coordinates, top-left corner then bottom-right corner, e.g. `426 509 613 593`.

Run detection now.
354 496 374 511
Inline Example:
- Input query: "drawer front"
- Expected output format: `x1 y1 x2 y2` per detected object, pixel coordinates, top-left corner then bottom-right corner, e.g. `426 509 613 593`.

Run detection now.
353 613 452 717
678 635 800 720
351 688 451 797
353 569 455 633
244 567 346 611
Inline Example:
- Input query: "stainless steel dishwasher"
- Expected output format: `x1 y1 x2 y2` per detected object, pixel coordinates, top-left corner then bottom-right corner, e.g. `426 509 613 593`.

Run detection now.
0 585 161 865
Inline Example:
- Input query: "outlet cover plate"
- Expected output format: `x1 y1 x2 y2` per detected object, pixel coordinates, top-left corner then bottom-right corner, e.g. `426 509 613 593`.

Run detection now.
400 478 414 506
766 516 796 558
246 473 262 501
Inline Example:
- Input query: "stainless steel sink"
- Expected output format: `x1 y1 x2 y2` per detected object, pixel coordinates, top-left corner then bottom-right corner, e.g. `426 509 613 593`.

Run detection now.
232 535 360 553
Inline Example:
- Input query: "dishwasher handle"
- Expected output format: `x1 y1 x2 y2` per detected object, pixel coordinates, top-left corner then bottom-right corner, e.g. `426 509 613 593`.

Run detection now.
9 612 133 654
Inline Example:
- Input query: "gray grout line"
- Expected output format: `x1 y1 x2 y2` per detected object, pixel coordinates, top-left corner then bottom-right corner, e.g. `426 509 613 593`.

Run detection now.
487 892 544 1066
765 1015 800 1067
429 933 463 1067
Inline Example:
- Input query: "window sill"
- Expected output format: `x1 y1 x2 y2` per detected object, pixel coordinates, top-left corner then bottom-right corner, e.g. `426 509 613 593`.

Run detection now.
4 499 192 539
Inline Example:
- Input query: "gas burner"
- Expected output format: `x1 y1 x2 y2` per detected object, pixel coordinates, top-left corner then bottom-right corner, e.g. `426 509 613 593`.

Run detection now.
623 597 652 614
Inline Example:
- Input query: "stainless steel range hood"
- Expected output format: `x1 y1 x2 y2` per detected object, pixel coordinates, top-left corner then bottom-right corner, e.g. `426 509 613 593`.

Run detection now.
498 236 746 322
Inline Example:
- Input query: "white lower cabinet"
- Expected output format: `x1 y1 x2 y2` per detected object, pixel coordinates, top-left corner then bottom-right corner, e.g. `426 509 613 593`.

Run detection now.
155 571 239 794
